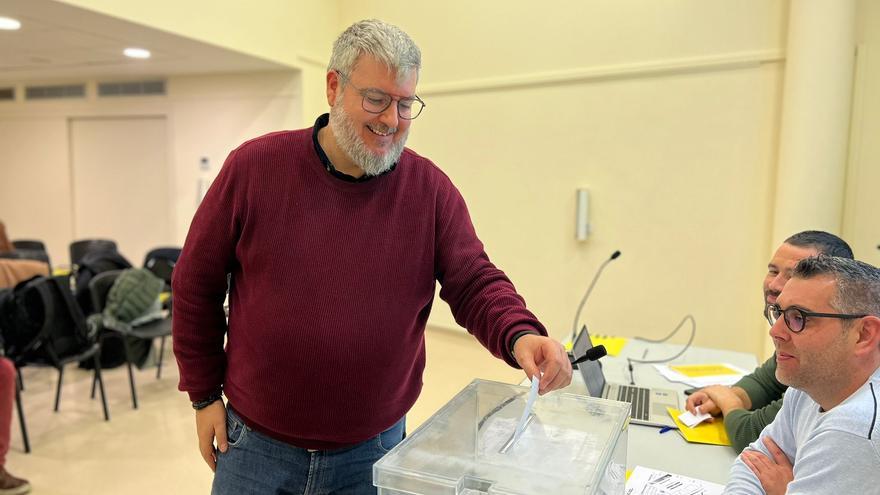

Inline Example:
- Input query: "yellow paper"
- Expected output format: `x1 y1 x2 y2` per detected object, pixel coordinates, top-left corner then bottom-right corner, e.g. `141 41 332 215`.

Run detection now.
590 335 628 357
668 363 740 378
666 408 731 446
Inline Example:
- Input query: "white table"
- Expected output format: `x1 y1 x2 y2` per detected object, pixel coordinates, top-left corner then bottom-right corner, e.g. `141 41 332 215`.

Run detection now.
552 339 759 485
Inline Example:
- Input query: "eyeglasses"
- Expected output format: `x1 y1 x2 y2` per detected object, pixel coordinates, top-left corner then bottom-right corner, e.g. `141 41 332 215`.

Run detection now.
335 70 425 120
765 303 866 333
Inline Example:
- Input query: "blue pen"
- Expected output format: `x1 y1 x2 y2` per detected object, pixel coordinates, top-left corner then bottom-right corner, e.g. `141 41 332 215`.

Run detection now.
659 426 674 434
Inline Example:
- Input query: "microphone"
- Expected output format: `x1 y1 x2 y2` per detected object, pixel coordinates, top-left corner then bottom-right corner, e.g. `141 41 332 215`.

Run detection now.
569 250 622 343
569 344 607 366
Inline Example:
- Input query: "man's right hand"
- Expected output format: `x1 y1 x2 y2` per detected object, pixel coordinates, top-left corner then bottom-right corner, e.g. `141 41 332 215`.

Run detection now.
686 385 752 417
196 400 228 472
685 390 721 416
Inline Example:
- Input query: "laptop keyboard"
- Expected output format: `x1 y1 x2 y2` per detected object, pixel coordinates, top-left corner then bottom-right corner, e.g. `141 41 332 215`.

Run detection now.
616 385 651 421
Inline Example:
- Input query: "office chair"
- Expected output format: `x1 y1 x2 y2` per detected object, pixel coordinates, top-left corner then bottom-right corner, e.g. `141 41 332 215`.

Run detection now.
143 247 181 292
11 240 45 252
11 239 51 272
6 275 109 453
69 239 117 268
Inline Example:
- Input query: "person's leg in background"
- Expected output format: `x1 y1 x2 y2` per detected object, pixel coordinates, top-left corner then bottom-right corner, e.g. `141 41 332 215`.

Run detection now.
0 357 30 494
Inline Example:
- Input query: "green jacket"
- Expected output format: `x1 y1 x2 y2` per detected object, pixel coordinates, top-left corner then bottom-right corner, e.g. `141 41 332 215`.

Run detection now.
100 268 164 331
726 355 788 452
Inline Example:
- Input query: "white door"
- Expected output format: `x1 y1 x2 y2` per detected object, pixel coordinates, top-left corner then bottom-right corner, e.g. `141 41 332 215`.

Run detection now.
69 116 172 266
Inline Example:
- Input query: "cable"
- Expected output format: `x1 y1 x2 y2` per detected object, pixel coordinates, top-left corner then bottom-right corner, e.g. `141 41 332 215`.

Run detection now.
625 314 696 385
569 250 621 344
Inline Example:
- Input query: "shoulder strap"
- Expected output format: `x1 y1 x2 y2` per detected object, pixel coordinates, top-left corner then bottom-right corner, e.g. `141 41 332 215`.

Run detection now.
51 276 91 343
14 278 55 362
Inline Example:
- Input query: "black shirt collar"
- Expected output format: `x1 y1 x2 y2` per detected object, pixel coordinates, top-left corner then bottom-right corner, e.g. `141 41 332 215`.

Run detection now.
311 113 397 183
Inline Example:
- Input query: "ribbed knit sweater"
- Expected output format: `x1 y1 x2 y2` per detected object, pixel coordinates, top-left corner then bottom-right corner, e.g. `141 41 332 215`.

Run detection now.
172 122 547 449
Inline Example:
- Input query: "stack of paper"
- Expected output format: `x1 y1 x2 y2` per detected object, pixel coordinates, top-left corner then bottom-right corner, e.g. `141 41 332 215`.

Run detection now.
625 466 724 494
654 363 748 387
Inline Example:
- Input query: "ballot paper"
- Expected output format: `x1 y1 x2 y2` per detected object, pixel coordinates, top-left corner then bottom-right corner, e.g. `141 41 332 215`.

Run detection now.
625 466 724 495
677 407 712 428
507 375 540 450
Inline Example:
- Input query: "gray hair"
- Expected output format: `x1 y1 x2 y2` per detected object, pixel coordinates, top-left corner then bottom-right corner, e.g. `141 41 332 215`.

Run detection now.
794 255 880 317
328 19 421 83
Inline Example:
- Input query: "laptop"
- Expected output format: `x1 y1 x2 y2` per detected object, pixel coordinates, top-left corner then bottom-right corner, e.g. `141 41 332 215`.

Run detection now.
572 326 680 427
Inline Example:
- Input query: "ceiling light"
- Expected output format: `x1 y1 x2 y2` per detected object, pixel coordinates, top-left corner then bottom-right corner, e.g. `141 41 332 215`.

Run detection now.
123 47 151 59
0 16 22 30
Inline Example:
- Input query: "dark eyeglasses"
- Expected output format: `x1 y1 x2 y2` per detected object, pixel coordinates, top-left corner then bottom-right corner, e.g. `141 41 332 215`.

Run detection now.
765 303 866 333
335 70 425 120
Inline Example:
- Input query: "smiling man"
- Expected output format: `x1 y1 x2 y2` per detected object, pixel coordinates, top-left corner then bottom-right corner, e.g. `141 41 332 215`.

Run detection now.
172 19 571 494
724 256 880 494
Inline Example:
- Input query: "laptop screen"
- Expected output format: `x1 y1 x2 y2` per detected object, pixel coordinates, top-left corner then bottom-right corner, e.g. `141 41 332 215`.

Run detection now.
572 325 607 398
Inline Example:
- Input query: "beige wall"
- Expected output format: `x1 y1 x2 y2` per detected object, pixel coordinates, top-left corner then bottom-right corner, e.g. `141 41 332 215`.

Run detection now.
337 0 788 356
0 71 301 266
843 0 880 268
0 117 73 261
7 0 878 359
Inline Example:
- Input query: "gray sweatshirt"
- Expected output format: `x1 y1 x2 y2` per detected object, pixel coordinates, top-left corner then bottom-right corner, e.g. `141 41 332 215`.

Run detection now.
724 366 880 494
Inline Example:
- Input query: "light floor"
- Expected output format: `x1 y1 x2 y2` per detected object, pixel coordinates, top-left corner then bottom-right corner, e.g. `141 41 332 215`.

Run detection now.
8 328 523 494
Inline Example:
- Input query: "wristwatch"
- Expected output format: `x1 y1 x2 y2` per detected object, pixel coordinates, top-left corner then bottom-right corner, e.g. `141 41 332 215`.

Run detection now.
192 391 223 410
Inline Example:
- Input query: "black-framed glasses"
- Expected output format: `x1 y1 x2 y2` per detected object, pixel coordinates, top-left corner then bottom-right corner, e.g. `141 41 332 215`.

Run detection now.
335 71 425 120
765 303 866 333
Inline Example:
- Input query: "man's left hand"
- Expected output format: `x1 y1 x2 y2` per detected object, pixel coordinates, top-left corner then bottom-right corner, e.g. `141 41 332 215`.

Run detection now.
740 436 793 495
512 334 572 394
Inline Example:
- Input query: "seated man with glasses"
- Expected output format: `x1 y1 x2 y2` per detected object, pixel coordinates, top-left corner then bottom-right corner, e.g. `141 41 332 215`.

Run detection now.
724 255 880 495
685 231 853 452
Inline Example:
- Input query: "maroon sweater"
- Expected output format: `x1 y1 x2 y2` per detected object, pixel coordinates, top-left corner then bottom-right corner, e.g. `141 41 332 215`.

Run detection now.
172 124 547 449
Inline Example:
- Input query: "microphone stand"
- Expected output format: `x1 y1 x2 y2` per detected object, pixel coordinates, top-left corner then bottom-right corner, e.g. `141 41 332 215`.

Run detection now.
569 250 621 344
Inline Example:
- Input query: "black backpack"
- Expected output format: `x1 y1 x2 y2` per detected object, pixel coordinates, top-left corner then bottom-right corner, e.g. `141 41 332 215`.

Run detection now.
73 250 132 315
0 275 94 364
0 275 44 356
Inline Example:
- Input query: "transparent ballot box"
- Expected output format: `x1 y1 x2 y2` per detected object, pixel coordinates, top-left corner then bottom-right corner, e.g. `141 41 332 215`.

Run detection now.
374 379 630 495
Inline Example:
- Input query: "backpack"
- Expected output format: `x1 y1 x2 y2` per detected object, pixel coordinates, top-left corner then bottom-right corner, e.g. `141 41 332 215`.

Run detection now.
73 250 132 315
0 275 94 364
0 275 45 356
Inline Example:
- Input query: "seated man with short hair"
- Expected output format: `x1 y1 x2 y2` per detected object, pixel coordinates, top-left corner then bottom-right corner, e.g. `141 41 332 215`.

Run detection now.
723 255 880 494
686 230 853 452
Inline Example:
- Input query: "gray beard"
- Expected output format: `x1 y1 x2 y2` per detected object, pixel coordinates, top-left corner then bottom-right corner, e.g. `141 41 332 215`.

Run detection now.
329 104 407 177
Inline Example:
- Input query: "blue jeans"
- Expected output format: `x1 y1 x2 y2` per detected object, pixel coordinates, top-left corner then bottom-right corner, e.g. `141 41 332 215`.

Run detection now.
212 407 406 495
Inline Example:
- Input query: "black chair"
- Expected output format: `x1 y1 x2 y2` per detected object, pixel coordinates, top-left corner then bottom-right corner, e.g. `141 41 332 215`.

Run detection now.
69 239 117 268
143 247 181 292
8 275 109 453
11 239 51 272
11 240 45 252
89 270 172 409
